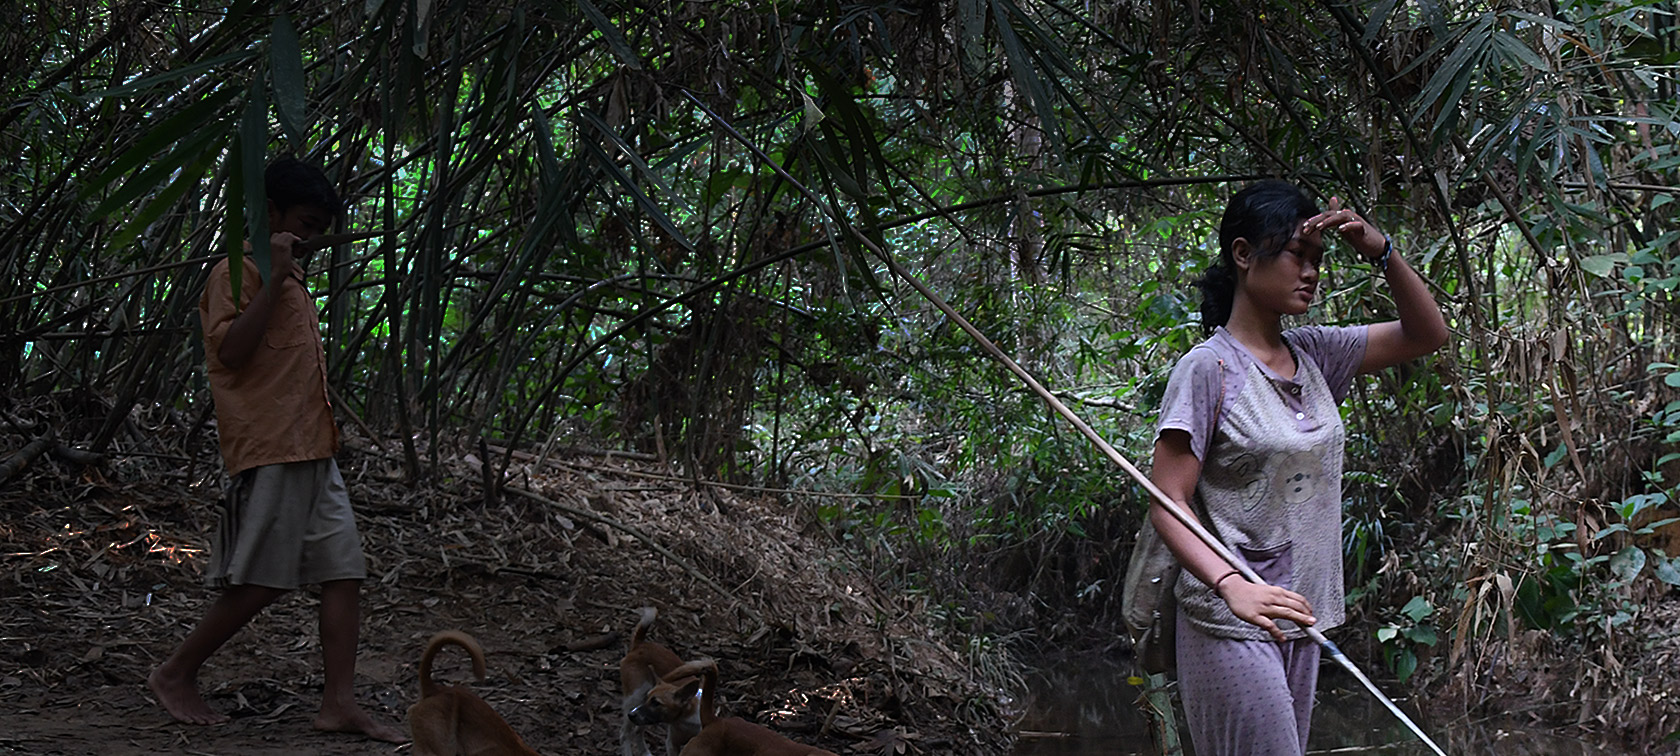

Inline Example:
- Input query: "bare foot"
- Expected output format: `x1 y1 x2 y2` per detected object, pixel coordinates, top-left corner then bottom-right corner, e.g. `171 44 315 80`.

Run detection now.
147 665 230 725
314 704 409 744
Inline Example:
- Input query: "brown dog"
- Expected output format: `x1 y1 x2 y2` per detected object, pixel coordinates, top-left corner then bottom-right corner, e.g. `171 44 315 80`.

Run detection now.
678 659 838 756
621 607 704 756
408 630 540 756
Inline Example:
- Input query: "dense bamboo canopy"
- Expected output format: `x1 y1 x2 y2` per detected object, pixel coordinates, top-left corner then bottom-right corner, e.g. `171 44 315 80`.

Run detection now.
4 0 1679 747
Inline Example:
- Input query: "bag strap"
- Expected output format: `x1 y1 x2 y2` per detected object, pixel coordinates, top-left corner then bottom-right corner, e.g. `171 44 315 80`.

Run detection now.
1186 356 1226 533
1186 344 1227 440
1213 357 1226 436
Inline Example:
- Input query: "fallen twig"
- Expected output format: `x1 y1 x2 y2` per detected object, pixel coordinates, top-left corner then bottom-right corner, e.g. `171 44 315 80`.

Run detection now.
50 444 105 467
1 436 54 486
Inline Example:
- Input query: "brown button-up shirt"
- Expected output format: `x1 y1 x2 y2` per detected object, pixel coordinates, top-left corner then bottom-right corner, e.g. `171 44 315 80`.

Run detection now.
199 255 339 475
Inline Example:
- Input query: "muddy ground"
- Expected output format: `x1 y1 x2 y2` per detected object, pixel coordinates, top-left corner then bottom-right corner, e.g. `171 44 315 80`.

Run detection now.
0 433 1015 756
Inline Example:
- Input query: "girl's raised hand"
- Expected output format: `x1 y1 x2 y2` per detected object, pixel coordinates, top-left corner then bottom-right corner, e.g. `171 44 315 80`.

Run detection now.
1304 196 1386 261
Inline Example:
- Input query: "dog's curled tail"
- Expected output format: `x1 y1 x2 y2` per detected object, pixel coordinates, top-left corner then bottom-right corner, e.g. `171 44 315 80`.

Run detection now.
697 660 721 727
629 606 658 649
418 629 488 699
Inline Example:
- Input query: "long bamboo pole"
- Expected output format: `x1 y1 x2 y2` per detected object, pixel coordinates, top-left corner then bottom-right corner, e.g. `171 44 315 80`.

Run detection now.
684 91 1449 756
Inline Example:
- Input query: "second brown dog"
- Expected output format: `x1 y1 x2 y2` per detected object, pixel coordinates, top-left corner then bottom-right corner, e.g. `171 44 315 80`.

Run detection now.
408 630 540 756
677 659 838 756
621 607 704 756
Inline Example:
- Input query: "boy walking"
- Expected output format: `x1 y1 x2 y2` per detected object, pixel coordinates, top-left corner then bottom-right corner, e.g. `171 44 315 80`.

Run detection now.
149 157 405 743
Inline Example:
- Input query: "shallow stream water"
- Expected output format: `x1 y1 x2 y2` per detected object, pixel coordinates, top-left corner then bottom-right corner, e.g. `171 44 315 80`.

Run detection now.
1009 657 1624 755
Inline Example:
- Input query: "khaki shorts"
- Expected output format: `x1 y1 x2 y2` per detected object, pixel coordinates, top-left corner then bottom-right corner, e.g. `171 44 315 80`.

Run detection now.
206 458 367 589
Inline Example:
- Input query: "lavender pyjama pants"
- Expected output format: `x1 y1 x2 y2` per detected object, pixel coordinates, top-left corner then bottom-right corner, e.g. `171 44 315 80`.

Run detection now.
1175 613 1321 756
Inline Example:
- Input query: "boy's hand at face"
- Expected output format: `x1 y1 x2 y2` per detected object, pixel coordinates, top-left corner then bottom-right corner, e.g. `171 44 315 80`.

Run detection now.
269 232 305 284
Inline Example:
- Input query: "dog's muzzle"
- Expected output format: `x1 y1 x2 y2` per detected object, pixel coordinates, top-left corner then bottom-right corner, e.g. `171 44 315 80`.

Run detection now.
627 702 664 726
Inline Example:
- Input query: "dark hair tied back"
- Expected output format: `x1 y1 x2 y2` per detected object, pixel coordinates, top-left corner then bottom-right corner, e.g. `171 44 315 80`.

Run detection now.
1195 180 1318 335
1193 262 1237 335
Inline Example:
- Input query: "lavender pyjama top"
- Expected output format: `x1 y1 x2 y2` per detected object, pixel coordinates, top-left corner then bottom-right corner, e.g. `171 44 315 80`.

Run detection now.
1155 325 1368 641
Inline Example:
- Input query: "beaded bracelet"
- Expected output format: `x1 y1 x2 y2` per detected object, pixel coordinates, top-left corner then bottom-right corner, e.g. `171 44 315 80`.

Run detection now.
1373 236 1393 273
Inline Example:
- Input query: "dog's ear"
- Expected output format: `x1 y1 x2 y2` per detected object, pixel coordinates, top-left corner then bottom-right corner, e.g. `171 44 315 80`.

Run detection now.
647 664 659 682
677 678 702 700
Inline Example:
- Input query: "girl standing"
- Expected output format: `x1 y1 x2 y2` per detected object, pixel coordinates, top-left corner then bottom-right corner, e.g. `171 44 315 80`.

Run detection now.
1149 180 1447 754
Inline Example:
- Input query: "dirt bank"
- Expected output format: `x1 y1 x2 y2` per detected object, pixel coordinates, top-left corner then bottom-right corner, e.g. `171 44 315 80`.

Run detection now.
0 425 1015 755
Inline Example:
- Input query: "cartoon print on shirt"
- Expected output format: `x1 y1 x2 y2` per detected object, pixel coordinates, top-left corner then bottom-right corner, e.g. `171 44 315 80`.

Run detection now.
1273 450 1325 514
1221 452 1267 510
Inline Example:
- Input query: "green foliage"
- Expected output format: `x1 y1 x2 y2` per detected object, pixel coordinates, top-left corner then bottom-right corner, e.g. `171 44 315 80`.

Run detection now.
1 1 1678 722
1377 595 1439 684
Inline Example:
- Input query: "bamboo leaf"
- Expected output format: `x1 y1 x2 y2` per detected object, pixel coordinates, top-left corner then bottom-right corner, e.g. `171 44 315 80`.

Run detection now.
1416 0 1449 39
1003 0 1097 93
990 0 1066 152
88 120 228 219
241 80 271 281
414 0 434 57
1431 56 1477 134
807 68 909 213
1038 0 1124 50
1491 29 1550 73
652 130 715 174
581 139 695 253
579 110 691 214
1583 138 1606 184
270 15 310 150
87 49 257 98
107 142 225 250
576 0 642 70
812 122 866 199
226 137 246 304
1504 10 1575 32
957 0 987 73
808 71 872 199
78 87 237 200
1362 0 1400 46
1515 105 1551 182
1414 15 1492 107
1417 15 1493 134
529 105 563 191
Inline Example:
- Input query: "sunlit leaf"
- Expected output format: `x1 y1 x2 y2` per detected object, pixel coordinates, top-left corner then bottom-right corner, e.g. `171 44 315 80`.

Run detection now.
1656 559 1680 587
1579 254 1619 278
1609 546 1647 582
